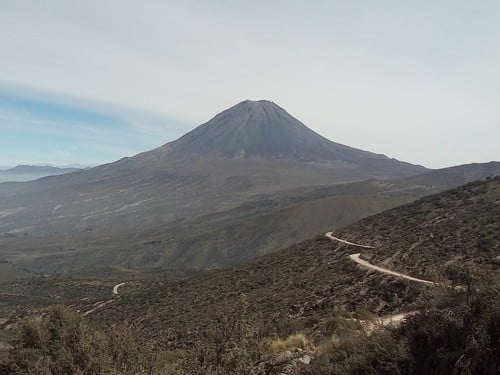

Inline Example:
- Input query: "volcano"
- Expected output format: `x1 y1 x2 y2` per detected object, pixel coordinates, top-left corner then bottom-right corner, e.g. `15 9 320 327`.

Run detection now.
136 100 425 176
0 99 436 272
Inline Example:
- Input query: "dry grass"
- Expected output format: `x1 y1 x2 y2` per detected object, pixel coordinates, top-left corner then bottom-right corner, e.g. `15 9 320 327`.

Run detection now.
270 333 309 353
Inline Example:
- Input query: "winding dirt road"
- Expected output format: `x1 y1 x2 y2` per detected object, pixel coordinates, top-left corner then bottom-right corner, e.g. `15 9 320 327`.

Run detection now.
325 231 436 334
325 232 375 249
83 299 115 317
82 282 128 316
113 282 127 295
325 232 436 285
349 254 436 285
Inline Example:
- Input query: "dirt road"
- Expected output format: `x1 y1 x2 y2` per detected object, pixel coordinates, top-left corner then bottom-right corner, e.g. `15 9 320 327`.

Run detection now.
325 232 436 285
113 282 127 295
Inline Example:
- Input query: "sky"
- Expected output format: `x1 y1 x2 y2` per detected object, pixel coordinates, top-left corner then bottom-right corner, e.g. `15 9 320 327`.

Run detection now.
0 0 499 169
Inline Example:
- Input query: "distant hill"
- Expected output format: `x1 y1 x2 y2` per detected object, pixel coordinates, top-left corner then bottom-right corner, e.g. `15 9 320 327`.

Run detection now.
0 165 79 183
397 161 500 188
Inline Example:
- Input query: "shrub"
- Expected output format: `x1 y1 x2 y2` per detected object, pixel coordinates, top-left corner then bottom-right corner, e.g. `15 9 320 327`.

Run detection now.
303 329 407 375
270 333 309 353
304 266 500 375
352 308 377 321
401 269 500 374
5 306 161 374
324 314 360 336
179 295 269 375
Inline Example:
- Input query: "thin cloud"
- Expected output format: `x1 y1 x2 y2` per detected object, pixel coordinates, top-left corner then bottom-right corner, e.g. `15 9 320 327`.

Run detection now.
0 84 191 165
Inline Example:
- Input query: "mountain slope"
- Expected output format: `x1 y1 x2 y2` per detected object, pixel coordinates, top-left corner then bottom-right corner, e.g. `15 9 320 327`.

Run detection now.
0 162 495 274
0 161 497 273
0 178 498 372
2 178 498 374
87 177 499 349
335 176 500 278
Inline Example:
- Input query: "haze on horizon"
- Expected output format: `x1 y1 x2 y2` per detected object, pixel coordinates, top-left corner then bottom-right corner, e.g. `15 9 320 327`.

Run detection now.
0 0 499 169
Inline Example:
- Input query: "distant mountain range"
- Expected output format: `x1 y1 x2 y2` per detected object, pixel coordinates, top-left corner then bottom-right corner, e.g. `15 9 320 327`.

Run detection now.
0 100 498 273
0 165 80 183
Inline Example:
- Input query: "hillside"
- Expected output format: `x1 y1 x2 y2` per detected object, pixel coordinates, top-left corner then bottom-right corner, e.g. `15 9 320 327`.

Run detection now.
0 178 498 374
335 176 500 279
1 162 497 274
0 262 34 283
84 177 499 349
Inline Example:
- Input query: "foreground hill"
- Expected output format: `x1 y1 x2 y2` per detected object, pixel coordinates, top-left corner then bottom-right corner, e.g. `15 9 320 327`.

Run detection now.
1 178 498 374
86 177 499 349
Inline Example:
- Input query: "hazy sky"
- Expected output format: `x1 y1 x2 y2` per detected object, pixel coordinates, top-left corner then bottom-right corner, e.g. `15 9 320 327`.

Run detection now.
1 0 499 168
